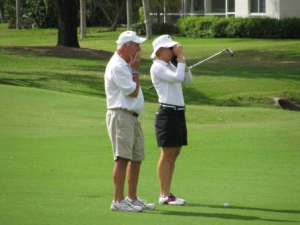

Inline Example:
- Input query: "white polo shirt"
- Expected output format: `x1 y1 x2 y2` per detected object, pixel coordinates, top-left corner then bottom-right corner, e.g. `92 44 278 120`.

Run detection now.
105 53 144 114
150 59 193 106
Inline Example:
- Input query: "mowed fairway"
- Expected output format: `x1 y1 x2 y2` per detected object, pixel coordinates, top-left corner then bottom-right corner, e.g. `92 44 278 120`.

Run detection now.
1 24 300 224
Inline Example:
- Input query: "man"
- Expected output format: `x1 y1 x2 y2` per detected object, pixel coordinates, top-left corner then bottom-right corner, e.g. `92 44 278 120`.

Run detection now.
105 31 155 212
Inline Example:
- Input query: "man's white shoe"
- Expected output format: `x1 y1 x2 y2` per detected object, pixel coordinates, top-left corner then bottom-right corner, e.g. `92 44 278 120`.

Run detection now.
126 197 156 210
110 200 143 212
159 195 185 205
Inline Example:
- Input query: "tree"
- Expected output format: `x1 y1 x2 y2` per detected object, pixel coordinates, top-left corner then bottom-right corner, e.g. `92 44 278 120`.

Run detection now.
16 0 21 29
0 1 4 23
142 0 152 39
80 0 86 39
57 0 80 47
99 0 126 31
126 0 132 30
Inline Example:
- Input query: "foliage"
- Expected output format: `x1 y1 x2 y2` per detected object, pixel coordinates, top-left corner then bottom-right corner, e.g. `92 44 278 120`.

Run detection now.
130 21 178 37
2 0 58 28
138 6 144 23
130 22 177 35
130 22 146 35
177 16 300 39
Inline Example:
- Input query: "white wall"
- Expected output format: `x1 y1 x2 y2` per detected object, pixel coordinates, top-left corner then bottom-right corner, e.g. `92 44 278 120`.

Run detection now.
235 0 300 19
235 0 250 18
280 0 300 18
266 0 280 19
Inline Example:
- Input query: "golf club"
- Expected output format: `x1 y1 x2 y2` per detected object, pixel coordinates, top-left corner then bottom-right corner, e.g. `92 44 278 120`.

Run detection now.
148 48 234 90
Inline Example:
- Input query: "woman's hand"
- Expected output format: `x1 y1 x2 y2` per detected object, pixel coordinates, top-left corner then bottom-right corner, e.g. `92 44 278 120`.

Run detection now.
173 44 184 63
173 44 183 57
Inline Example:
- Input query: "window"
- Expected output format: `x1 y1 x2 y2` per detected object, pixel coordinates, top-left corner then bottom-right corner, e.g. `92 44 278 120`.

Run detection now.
228 0 235 12
251 0 266 13
194 0 205 12
212 0 225 13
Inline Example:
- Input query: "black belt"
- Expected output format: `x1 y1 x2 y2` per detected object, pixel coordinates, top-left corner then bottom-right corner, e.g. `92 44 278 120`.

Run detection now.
110 108 139 117
132 112 139 117
160 103 185 111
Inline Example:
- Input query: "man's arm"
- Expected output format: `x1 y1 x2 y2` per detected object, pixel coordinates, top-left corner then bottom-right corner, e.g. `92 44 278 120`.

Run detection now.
129 51 140 97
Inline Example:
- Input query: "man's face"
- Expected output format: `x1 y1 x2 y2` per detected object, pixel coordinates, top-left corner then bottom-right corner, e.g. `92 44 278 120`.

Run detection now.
126 42 141 58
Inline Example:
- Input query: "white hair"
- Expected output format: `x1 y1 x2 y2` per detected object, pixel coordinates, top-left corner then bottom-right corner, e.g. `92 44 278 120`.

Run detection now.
117 41 133 50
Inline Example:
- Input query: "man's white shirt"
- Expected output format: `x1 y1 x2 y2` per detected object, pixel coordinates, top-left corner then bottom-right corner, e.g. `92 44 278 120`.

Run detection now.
150 59 193 106
105 53 144 114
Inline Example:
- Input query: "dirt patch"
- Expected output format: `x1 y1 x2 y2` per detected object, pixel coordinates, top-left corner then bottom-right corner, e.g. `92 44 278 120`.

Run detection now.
1 46 113 58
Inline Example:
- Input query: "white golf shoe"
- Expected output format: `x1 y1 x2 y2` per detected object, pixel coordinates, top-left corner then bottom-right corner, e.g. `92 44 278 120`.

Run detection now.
170 193 186 203
126 197 156 210
159 194 185 205
110 200 143 212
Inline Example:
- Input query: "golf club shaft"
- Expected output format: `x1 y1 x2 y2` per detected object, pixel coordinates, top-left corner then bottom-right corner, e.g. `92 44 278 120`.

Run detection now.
148 48 233 90
189 49 226 70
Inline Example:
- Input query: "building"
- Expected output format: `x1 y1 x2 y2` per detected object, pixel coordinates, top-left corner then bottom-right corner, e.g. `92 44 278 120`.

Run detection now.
155 0 300 23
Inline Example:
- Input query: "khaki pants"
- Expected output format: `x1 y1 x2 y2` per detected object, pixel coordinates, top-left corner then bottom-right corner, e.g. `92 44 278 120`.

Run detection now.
106 109 145 161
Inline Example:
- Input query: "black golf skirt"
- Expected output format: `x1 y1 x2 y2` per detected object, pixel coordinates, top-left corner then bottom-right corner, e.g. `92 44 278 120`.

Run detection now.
155 105 187 147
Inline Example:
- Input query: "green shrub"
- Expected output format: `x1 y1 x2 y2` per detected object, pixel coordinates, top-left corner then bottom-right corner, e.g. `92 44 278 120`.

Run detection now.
210 18 230 37
279 18 300 39
130 22 177 35
176 16 300 39
130 22 146 35
225 18 249 38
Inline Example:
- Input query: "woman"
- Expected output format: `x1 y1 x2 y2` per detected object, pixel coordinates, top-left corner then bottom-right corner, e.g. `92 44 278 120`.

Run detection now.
150 35 193 205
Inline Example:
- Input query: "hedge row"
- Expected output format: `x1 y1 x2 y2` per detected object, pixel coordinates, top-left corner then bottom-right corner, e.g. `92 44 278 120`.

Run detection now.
177 16 300 39
130 22 178 35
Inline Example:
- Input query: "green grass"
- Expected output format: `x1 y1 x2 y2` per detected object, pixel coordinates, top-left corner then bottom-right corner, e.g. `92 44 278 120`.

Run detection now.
0 23 300 225
1 23 300 107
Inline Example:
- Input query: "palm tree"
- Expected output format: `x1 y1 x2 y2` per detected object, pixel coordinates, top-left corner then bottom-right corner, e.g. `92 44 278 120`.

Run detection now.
80 0 87 39
16 0 22 29
126 0 132 30
142 0 152 39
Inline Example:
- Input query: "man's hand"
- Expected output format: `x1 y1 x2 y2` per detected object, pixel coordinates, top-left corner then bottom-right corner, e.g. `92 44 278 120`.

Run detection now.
130 51 140 71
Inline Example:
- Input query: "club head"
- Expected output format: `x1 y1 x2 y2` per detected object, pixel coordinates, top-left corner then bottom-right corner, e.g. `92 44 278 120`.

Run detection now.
225 48 234 57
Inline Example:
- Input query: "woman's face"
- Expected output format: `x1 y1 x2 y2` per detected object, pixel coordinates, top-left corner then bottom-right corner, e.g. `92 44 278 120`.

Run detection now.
157 47 174 62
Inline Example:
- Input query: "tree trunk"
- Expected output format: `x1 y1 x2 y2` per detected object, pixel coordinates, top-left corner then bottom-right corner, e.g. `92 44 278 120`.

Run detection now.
16 0 22 29
100 0 126 31
0 9 3 24
57 0 80 47
80 0 86 39
142 0 152 39
126 0 132 30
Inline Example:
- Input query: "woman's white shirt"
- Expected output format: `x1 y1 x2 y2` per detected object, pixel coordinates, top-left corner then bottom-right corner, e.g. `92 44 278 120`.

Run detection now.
150 59 192 106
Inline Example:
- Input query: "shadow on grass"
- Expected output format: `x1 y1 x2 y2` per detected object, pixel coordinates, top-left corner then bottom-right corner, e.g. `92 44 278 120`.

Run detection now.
2 46 299 107
146 209 299 223
186 203 300 214
0 70 106 98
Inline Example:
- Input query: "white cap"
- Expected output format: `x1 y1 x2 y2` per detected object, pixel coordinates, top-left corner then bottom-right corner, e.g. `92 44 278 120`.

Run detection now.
150 35 178 58
116 31 146 45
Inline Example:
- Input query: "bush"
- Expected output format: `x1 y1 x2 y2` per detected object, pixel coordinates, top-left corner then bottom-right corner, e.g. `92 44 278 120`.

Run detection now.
210 18 230 38
130 22 146 35
152 23 178 35
279 18 300 39
225 18 249 38
176 16 300 39
130 22 178 35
